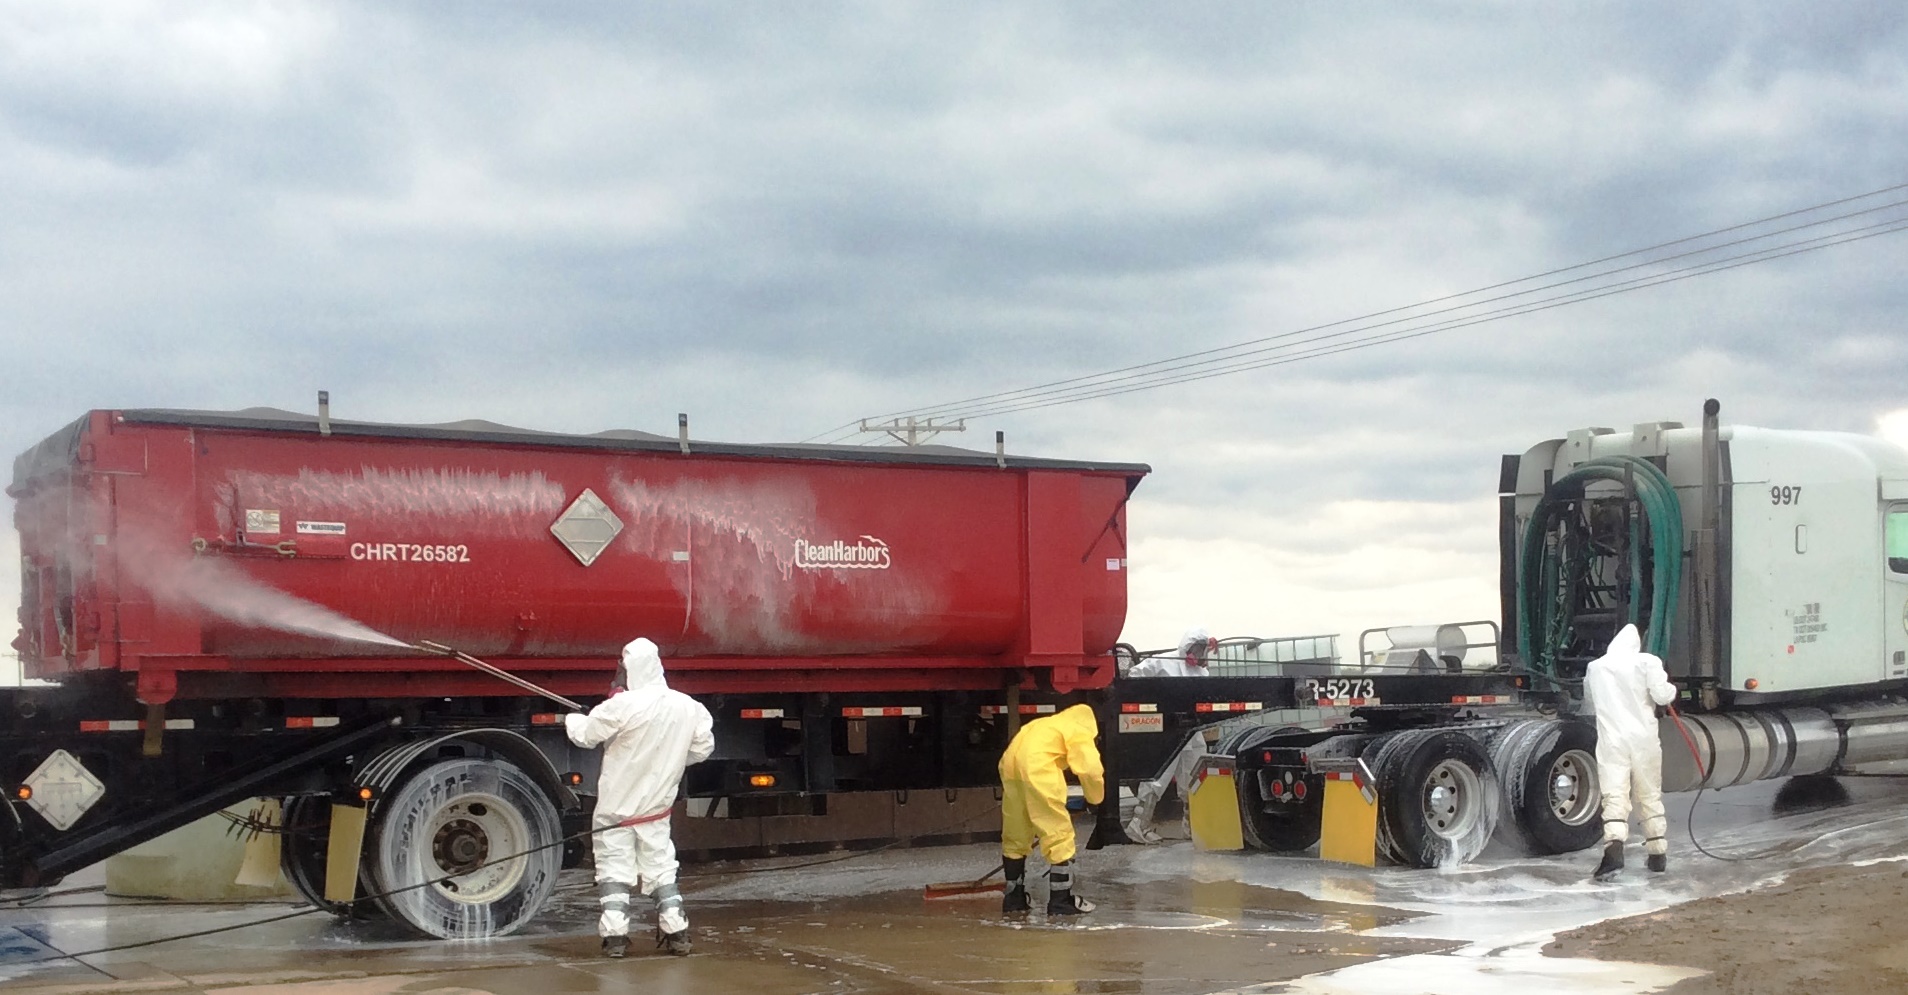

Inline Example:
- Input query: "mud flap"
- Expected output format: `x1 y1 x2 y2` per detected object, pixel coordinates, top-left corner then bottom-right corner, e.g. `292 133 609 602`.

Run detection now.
1317 759 1379 868
1187 756 1244 851
324 802 368 903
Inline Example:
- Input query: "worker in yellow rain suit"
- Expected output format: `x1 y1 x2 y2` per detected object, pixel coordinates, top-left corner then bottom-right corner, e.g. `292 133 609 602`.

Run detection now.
999 702 1105 916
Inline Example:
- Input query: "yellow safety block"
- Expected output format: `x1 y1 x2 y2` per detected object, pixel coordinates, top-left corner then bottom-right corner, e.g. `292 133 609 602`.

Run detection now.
324 802 369 903
1318 775 1378 867
1188 761 1245 851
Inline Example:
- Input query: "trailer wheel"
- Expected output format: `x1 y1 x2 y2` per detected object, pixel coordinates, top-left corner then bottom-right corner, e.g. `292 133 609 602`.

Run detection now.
1491 720 1602 855
1368 730 1499 867
365 757 563 939
280 796 369 918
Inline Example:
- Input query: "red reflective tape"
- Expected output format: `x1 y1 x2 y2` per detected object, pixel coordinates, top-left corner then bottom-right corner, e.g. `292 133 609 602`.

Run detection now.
740 708 785 719
1122 702 1161 713
982 704 1055 717
285 716 341 729
842 706 923 718
1195 702 1213 712
530 713 564 725
80 720 140 732
1199 702 1263 713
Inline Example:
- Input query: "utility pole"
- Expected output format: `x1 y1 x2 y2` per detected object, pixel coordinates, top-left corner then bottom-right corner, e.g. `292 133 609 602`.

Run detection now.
857 416 966 446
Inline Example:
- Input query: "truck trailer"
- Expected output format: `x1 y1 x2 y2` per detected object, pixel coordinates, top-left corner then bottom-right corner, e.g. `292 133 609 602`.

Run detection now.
10 399 1908 938
4 406 1146 937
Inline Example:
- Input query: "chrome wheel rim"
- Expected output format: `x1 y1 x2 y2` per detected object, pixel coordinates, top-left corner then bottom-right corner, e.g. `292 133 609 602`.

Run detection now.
1548 749 1600 826
1422 758 1483 841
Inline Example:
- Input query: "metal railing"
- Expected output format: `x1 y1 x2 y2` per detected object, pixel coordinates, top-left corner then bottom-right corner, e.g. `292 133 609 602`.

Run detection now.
1356 620 1501 674
1121 633 1341 678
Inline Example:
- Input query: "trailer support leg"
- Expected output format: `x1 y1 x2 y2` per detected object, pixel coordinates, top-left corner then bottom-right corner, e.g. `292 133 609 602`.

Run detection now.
142 702 165 758
1087 700 1133 849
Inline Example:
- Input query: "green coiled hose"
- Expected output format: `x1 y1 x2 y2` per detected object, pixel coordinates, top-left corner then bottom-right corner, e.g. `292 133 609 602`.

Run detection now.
1516 455 1684 683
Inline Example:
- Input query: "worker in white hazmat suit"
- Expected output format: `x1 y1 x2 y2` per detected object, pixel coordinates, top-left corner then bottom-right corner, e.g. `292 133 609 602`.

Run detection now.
1127 627 1218 678
1582 623 1677 880
565 638 715 958
1122 628 1218 841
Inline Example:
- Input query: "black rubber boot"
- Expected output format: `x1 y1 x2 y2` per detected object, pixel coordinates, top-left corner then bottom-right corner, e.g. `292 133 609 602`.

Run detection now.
1592 840 1624 882
1002 856 1030 915
601 935 628 959
656 928 692 956
1045 859 1096 916
1647 852 1667 873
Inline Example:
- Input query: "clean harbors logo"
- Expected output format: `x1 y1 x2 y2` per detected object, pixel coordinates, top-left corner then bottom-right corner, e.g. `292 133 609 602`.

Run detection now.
794 535 892 570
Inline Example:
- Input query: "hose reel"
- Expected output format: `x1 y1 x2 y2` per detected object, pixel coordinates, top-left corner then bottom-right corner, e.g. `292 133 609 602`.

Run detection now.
1516 455 1684 687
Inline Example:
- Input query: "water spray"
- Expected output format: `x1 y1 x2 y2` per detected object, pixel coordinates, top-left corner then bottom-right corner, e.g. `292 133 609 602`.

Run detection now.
413 640 584 712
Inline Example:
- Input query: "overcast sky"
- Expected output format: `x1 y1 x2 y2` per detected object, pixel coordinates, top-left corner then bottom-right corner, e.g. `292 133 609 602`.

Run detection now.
5 3 1908 680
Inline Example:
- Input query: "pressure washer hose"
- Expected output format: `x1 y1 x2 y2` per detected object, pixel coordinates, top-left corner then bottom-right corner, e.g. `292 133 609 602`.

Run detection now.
1666 701 1786 862
1517 455 1684 684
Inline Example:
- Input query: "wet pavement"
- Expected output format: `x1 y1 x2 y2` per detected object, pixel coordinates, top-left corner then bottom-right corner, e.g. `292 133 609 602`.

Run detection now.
6 774 1908 994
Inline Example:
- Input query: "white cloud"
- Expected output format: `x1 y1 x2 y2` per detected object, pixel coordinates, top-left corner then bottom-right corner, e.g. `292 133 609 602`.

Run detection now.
1878 410 1908 451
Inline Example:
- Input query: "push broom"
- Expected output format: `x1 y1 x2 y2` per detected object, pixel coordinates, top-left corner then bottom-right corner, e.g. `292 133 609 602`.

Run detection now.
923 861 1006 900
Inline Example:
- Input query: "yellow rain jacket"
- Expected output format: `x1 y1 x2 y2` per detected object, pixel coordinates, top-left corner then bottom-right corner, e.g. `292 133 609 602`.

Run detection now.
998 703 1105 864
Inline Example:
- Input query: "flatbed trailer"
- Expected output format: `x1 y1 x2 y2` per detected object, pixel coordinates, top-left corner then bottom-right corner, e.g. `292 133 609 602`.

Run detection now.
1093 668 1571 866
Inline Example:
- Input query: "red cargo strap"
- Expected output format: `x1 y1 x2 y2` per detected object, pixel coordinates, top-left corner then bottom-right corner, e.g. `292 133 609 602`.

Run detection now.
616 809 672 828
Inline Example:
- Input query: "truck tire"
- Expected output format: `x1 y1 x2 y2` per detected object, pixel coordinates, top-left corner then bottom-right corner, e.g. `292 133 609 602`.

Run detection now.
280 796 369 917
1236 767 1324 852
365 757 563 938
1367 730 1499 868
1490 719 1602 855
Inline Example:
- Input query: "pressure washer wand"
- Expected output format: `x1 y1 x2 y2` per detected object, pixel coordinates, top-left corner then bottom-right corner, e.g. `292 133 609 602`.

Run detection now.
414 640 585 712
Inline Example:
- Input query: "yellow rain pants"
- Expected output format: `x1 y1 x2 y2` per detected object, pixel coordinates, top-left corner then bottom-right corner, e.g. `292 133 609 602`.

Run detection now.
999 704 1106 864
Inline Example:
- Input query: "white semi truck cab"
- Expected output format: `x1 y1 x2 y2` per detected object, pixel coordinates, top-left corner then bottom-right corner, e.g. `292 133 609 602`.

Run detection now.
1166 400 1908 868
1509 398 1908 702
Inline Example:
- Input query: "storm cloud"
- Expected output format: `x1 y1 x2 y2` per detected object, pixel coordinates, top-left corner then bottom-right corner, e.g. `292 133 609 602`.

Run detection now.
4 2 1907 671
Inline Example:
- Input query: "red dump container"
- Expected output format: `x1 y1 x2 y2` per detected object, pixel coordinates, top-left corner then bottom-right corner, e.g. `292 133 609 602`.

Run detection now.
10 409 1147 701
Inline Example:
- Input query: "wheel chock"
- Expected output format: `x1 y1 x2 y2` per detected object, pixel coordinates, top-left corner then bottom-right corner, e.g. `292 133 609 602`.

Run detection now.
1316 758 1379 867
324 800 370 903
1188 755 1245 851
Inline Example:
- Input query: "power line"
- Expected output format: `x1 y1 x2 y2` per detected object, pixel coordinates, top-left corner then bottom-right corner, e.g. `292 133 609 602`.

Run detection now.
937 214 1908 421
806 181 1908 442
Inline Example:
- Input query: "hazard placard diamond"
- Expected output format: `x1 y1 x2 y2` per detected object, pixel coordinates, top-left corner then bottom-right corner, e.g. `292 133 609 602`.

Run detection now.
550 488 624 567
23 749 104 831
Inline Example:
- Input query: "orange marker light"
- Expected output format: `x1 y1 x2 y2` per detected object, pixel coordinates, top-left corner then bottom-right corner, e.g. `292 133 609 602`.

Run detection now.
566 772 584 786
748 774 776 788
358 787 375 802
1745 678 1760 690
14 786 30 801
